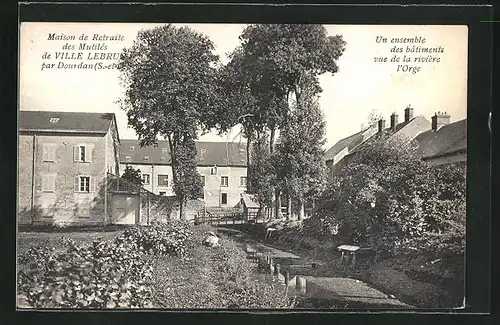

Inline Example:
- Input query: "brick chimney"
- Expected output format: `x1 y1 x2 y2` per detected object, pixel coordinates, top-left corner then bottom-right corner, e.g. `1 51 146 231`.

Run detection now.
378 118 386 133
390 112 399 130
404 105 414 122
431 111 451 131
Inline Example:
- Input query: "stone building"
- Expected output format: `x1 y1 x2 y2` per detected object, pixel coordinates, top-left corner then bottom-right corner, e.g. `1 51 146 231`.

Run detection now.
119 140 248 209
18 111 120 225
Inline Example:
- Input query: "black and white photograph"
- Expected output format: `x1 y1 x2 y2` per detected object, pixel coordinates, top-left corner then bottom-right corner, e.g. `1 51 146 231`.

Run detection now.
17 18 471 311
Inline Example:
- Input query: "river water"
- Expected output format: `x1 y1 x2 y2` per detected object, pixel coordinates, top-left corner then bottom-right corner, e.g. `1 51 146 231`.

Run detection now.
217 227 412 310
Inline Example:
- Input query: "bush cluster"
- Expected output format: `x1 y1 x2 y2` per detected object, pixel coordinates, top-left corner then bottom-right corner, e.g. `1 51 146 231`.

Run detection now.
119 220 192 257
17 221 193 309
18 237 154 309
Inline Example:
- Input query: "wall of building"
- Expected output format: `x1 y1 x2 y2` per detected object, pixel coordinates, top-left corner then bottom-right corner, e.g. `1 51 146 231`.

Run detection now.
119 163 175 196
198 165 247 208
105 120 121 176
19 132 109 226
119 163 248 208
18 134 34 224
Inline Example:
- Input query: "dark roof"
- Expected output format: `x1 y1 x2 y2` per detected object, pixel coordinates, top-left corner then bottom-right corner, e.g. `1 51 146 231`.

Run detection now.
325 129 367 161
414 119 467 159
120 139 247 167
19 111 115 134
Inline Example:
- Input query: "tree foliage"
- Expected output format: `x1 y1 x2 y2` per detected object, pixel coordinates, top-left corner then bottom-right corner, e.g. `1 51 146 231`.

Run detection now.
275 84 328 219
221 24 346 218
121 165 143 186
306 138 466 258
247 134 275 214
117 24 219 218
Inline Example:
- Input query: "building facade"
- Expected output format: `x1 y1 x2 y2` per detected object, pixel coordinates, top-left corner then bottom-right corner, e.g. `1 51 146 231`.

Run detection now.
18 111 120 225
325 106 467 177
119 140 248 209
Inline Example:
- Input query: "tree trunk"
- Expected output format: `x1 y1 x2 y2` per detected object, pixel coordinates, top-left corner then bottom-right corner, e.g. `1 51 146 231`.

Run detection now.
298 200 305 221
287 193 292 221
179 199 187 220
275 191 282 219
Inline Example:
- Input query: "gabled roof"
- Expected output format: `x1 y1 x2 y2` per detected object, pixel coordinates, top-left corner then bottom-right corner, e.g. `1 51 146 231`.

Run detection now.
325 130 365 161
349 116 431 156
120 139 247 167
19 111 115 134
414 119 467 159
241 193 260 209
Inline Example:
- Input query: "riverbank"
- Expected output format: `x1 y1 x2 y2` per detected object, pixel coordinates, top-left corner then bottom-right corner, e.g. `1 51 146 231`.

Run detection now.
224 223 464 309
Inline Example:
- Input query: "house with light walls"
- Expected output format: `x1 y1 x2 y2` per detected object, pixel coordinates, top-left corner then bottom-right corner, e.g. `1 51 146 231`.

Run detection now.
18 111 121 225
119 140 248 209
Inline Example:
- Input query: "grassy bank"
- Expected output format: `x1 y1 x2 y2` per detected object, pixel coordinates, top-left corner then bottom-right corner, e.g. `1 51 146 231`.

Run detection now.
250 220 464 309
17 222 293 309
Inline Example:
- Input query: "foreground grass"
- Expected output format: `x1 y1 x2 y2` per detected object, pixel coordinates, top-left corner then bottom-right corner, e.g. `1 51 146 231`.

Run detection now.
17 224 293 309
153 224 292 309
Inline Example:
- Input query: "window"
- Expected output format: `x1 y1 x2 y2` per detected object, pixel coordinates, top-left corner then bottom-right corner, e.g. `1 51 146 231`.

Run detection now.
141 174 150 185
49 117 60 124
143 156 150 162
160 157 166 162
130 146 135 151
158 174 169 187
125 155 132 162
42 143 56 162
73 145 92 162
159 191 166 196
240 176 247 187
200 148 206 162
210 166 218 175
74 175 92 193
200 175 206 186
221 176 228 187
221 193 228 205
42 174 56 192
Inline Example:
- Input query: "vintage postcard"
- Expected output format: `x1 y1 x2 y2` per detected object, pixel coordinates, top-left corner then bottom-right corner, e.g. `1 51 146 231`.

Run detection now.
18 21 469 311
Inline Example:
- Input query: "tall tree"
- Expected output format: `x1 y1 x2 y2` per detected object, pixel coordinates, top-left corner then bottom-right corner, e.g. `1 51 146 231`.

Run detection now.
117 24 219 218
237 24 346 217
247 134 275 217
275 79 328 220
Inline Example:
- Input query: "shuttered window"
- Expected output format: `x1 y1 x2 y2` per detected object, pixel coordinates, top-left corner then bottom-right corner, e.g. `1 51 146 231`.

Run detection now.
41 174 56 192
74 175 95 193
73 145 93 162
42 144 56 162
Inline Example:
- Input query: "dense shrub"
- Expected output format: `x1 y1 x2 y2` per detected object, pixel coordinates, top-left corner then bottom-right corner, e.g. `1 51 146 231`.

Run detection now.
119 220 192 257
309 139 466 258
17 221 195 309
18 237 154 308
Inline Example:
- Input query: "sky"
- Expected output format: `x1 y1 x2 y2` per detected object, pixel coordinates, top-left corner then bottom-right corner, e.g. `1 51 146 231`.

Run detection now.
19 23 468 149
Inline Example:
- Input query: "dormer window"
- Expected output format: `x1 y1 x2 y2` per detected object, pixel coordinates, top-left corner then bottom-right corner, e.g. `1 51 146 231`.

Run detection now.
210 165 218 175
143 156 149 162
49 117 60 124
